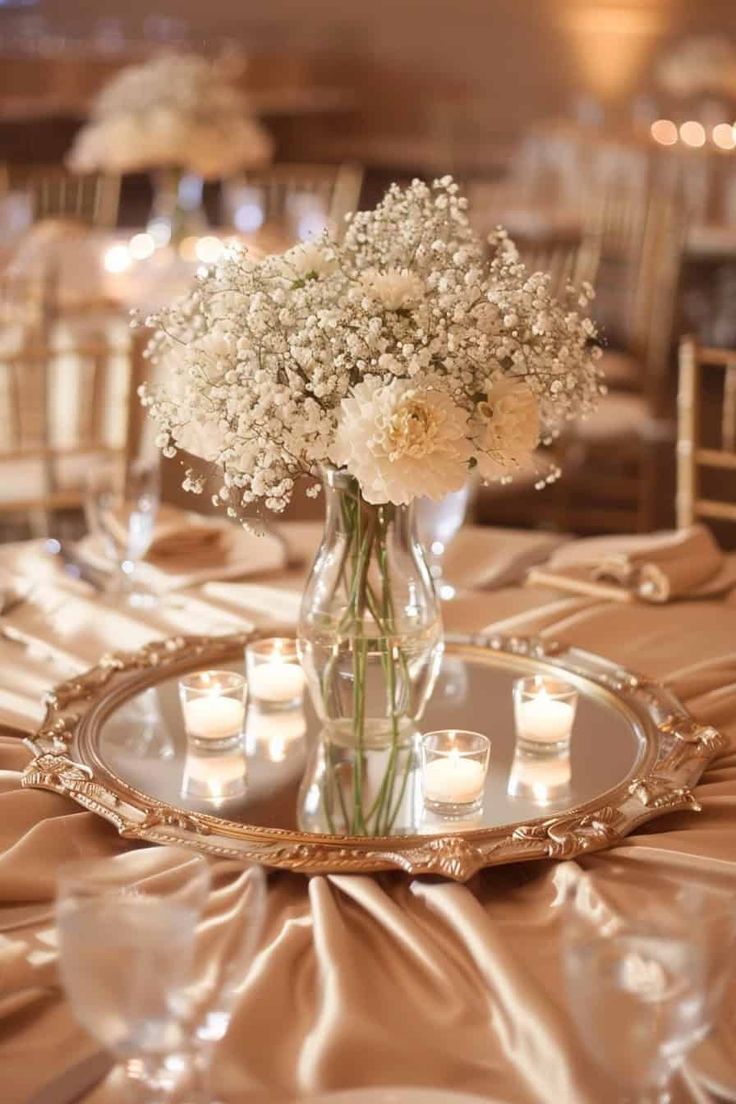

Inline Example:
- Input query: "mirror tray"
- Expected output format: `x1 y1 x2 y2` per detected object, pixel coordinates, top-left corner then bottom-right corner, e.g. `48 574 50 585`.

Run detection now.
21 630 726 881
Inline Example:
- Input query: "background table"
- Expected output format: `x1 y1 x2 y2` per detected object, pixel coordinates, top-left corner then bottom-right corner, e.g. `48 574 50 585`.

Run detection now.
0 527 735 1103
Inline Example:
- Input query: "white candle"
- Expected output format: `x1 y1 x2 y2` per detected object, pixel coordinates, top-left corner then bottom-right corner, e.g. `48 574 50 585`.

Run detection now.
422 748 486 805
517 688 574 745
249 661 305 704
183 696 245 742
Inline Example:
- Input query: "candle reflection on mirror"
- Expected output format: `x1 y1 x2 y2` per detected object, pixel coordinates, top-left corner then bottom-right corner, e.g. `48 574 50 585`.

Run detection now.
245 705 307 763
507 748 572 806
181 748 248 804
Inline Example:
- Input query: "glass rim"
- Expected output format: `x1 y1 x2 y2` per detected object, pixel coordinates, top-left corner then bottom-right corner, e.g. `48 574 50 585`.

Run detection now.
56 847 210 897
179 669 246 692
421 729 491 755
513 675 579 700
245 636 299 659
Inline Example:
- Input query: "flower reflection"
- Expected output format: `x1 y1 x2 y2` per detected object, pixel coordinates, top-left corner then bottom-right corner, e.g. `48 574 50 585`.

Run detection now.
507 748 572 806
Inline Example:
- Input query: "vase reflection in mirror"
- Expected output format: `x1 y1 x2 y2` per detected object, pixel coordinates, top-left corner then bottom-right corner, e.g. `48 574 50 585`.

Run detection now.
298 468 443 837
298 725 423 836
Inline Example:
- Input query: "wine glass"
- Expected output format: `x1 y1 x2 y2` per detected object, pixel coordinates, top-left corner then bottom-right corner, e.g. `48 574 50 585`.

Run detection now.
85 457 160 606
563 865 735 1103
185 862 266 1102
416 480 474 600
56 849 210 1104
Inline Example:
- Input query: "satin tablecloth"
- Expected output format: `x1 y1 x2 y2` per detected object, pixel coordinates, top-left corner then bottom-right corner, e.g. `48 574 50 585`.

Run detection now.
1 528 735 1104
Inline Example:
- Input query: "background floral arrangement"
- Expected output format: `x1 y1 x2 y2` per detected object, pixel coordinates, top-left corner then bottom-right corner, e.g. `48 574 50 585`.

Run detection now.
142 176 603 517
657 35 736 100
67 52 273 178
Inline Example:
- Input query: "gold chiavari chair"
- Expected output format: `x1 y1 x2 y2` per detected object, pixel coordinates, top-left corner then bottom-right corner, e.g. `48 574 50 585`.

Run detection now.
6 165 121 229
677 338 736 530
519 236 601 298
554 194 686 533
0 329 146 536
223 162 364 243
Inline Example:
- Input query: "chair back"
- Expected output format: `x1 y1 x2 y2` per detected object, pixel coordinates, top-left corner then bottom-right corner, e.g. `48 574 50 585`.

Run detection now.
677 338 736 528
587 192 685 417
519 236 600 298
0 327 146 526
223 162 363 243
7 165 121 228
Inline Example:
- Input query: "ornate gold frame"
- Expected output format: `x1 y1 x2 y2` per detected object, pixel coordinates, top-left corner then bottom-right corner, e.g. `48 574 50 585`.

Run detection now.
21 631 727 881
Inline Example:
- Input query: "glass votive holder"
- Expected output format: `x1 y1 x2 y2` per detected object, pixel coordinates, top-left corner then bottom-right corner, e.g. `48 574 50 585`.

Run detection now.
507 748 572 805
420 730 491 817
245 637 305 712
181 746 248 803
178 670 247 751
513 675 578 755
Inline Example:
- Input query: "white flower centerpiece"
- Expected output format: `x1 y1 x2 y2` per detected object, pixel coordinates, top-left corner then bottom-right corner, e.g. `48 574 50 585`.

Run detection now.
143 177 602 835
68 52 273 241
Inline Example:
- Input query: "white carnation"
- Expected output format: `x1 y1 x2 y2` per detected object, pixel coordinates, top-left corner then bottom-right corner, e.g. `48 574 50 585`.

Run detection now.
331 377 472 505
473 379 540 479
280 241 336 279
360 268 425 310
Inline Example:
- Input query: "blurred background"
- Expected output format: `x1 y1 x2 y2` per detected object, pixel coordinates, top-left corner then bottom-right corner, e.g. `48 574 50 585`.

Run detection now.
2 0 736 547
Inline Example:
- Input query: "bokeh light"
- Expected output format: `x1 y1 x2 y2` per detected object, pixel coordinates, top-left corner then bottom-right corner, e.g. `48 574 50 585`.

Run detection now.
650 119 678 146
679 121 706 148
103 243 132 273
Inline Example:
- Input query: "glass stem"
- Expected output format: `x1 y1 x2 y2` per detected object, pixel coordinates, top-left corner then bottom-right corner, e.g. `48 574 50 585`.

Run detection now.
122 1053 197 1103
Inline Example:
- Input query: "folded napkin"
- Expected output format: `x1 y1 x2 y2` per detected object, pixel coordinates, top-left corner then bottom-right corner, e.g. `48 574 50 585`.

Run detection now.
527 526 736 604
77 508 286 591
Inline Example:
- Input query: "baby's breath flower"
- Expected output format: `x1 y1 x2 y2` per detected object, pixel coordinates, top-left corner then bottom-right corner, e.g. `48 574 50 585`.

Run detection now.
143 177 602 519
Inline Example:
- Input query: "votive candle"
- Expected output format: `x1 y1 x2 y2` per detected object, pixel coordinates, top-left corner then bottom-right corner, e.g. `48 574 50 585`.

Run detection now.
245 637 305 709
513 676 577 753
420 729 490 817
179 670 246 749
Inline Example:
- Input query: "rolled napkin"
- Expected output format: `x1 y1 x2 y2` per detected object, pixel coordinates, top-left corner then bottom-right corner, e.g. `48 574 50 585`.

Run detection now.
145 508 226 562
76 507 287 591
527 525 736 604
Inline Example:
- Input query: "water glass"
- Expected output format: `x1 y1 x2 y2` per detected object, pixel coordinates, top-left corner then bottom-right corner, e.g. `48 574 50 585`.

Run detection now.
85 457 160 605
185 862 266 1099
563 865 735 1103
416 481 474 600
56 849 210 1103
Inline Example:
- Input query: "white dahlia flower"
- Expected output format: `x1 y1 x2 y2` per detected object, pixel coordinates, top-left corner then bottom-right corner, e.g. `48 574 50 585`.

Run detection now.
474 379 540 479
331 377 472 504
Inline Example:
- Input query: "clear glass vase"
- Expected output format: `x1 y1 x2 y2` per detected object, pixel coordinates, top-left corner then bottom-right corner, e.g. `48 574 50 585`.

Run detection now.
297 468 443 835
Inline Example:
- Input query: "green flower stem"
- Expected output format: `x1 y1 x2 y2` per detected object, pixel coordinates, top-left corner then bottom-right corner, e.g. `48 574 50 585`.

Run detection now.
319 488 416 836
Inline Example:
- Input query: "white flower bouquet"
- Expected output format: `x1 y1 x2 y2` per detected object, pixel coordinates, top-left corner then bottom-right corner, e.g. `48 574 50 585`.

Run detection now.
143 177 602 835
143 176 601 509
68 53 273 178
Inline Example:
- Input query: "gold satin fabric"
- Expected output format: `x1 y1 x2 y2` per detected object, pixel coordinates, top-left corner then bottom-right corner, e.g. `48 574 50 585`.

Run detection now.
0 535 734 1104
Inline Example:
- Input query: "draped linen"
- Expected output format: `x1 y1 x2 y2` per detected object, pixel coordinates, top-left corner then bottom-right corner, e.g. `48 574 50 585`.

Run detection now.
0 534 734 1104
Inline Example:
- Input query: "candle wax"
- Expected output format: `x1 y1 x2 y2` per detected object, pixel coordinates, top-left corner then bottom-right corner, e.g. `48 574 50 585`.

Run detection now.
517 692 574 744
423 752 486 804
250 662 305 704
183 696 244 741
